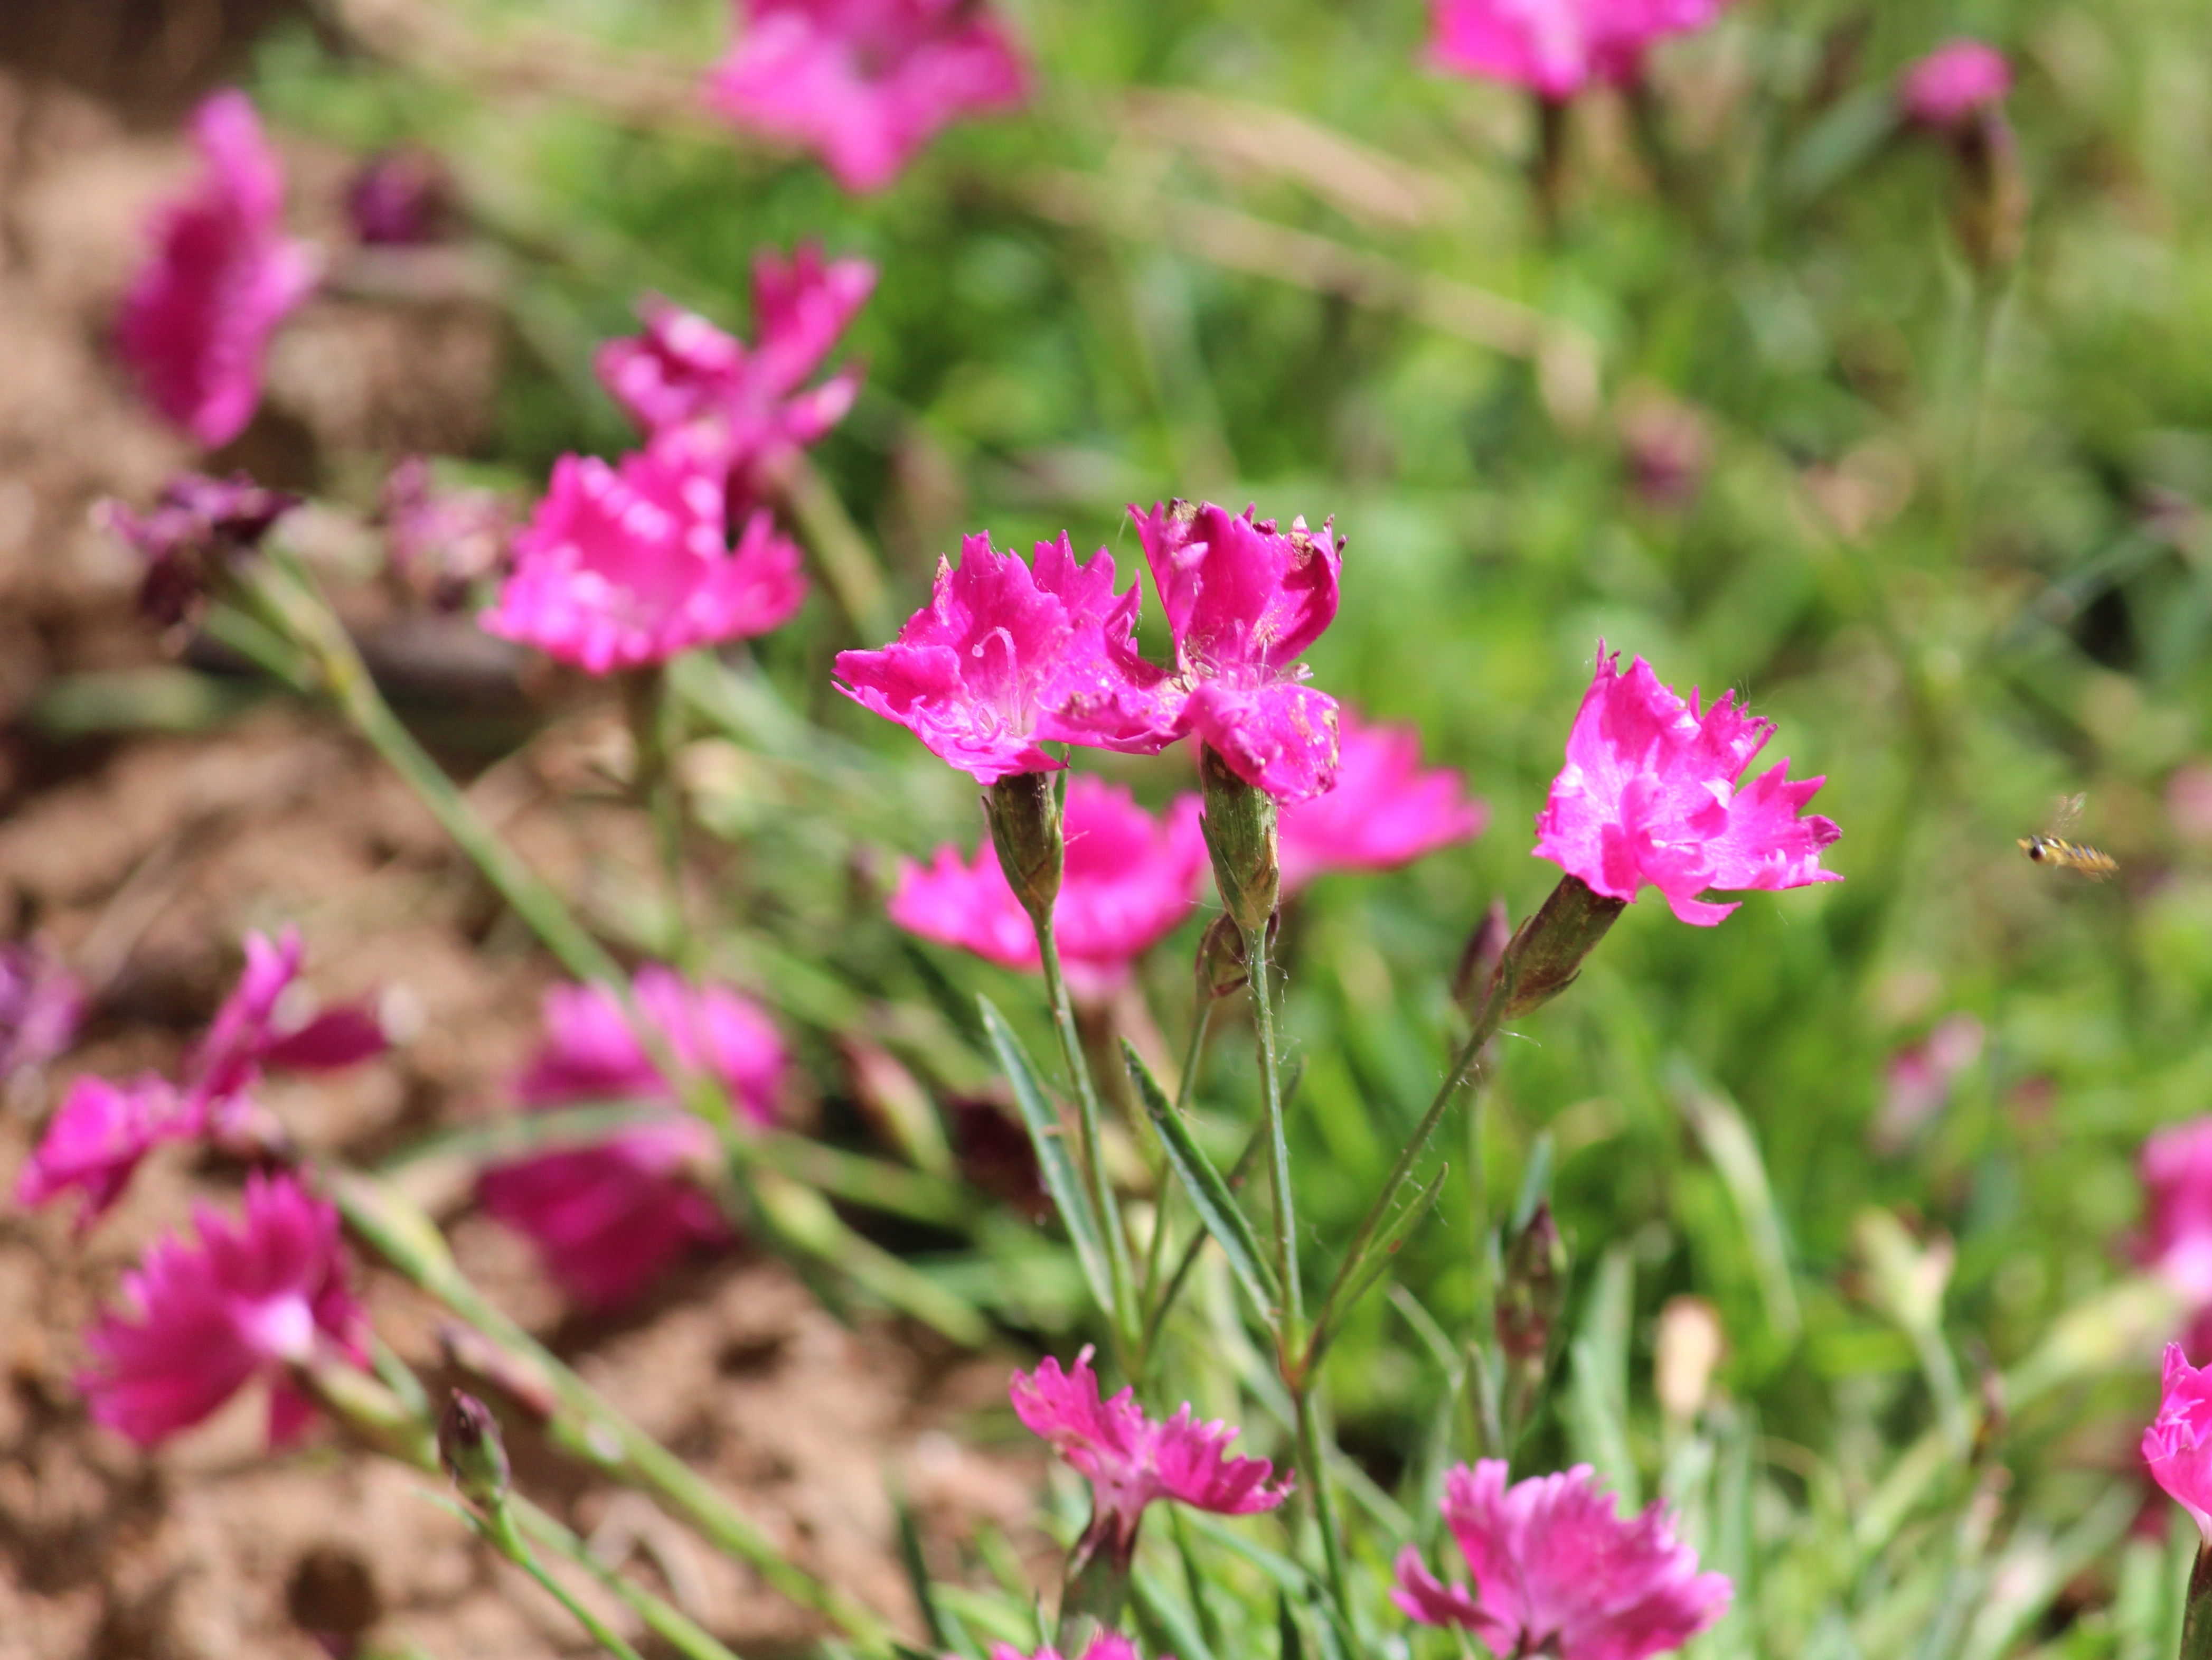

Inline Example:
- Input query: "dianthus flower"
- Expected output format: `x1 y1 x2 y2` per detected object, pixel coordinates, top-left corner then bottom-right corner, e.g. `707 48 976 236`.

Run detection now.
890 777 1206 1000
1278 710 1488 892
1871 1013 1984 1156
597 247 874 491
0 939 84 1082
1898 40 2012 130
835 532 1170 783
483 438 807 674
101 471 300 626
1131 500 1344 804
2145 1344 2212 1544
477 968 784 1309
118 90 319 448
1010 1345 1291 1570
1395 1460 1731 1660
80 1171 369 1447
1427 0 1727 101
381 456 515 607
345 149 451 246
703 0 1028 193
184 926 388 1119
1533 643 1840 925
15 1075 195 1227
990 1642 1138 1660
2140 1122 2212 1329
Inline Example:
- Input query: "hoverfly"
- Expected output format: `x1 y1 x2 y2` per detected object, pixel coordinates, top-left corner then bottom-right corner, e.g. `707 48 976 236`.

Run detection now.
2018 793 2119 880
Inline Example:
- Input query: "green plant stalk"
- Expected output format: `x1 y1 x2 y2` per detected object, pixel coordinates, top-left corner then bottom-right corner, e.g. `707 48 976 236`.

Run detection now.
621 661 698 972
1138 1001 1217 1348
333 1171 896 1654
510 1497 743 1660
2183 1544 2212 1660
479 1500 648 1660
1030 907 1140 1358
1138 1120 1264 1362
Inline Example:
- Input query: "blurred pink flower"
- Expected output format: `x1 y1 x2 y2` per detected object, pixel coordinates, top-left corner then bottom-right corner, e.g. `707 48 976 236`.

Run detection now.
2169 763 2212 845
1533 643 1840 925
381 457 516 607
16 1075 195 1227
1131 500 1343 804
80 1172 368 1447
1278 711 1488 892
186 927 387 1121
989 1642 1138 1660
1872 1012 1984 1156
1899 40 2011 129
2141 1120 2212 1309
118 90 319 448
478 968 783 1309
0 939 84 1080
1011 1345 1290 1565
835 532 1171 783
101 472 299 625
2146 1344 2212 1544
1395 1460 1731 1659
597 248 876 492
703 0 1028 193
345 149 452 246
484 439 806 674
1427 0 1727 101
889 776 1206 1000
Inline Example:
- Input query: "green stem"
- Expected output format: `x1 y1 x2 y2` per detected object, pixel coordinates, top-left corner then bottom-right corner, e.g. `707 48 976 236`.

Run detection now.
1294 1381 1352 1625
2183 1543 2212 1660
775 455 894 644
1032 908 1138 1358
485 1503 648 1660
623 662 696 971
510 1499 741 1660
1138 1118 1264 1364
1141 1003 1216 1311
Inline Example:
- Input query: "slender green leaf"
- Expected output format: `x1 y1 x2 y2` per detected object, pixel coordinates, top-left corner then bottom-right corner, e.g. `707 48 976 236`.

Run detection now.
1565 1244 1638 1508
1124 1038 1278 1315
980 995 1114 1318
1310 1165 1449 1367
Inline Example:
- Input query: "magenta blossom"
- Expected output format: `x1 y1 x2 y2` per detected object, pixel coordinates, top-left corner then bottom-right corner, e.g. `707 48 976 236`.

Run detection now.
101 472 300 625
704 0 1028 193
185 927 387 1120
1395 1460 1731 1660
0 939 84 1081
346 149 452 246
990 1642 1139 1660
1131 501 1344 804
81 1171 369 1447
2141 1120 2212 1308
1427 0 1727 101
1010 1345 1291 1567
597 248 874 491
478 968 783 1309
15 1075 196 1227
381 456 516 607
1533 644 1840 925
2147 1345 2212 1545
1871 1012 1984 1156
484 439 806 674
1899 40 2012 130
890 776 1207 1000
117 90 319 448
1278 710 1488 892
836 532 1170 783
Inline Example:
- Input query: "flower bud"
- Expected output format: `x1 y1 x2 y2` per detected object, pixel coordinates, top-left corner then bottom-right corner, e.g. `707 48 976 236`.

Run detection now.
985 771 1064 924
1198 743 1280 935
1654 1296 1724 1427
1488 876 1627 1020
1495 1202 1568 1363
439 1390 512 1511
1452 897 1511 1021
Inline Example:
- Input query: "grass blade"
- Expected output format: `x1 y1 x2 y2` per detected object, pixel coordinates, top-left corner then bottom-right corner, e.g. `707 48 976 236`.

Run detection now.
1124 1038 1278 1316
980 996 1115 1319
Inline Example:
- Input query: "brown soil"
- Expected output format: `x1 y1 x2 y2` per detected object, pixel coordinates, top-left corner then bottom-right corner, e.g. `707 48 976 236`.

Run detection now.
0 53 1042 1660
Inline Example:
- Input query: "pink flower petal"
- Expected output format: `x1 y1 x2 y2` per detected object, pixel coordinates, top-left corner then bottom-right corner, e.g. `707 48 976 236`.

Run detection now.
1427 0 1727 99
2148 1344 2212 1545
1898 39 2012 129
1278 709 1486 888
16 1074 199 1227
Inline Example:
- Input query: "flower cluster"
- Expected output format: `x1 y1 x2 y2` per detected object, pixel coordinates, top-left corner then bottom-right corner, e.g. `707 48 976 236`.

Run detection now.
1427 0 1728 101
477 967 785 1309
16 929 383 1227
1396 1460 1731 1660
81 1171 367 1447
1534 644 1840 925
704 0 1028 192
891 776 1207 1001
118 90 318 449
1010 1346 1291 1568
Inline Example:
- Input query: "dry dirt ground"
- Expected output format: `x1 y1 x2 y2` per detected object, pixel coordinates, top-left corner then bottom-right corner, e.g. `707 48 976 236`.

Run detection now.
0 44 1042 1660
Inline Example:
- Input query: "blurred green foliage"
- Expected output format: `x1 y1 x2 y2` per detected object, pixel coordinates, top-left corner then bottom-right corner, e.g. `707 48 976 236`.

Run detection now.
256 0 2212 1652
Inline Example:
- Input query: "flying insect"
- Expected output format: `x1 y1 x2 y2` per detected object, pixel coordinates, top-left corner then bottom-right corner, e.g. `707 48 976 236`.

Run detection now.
2018 793 2118 880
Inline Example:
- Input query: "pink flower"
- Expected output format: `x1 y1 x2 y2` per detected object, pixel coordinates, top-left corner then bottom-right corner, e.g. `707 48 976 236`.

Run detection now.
835 532 1171 784
483 439 807 674
185 927 387 1120
1395 1460 1731 1660
703 0 1028 193
2146 1344 2212 1544
381 456 516 607
16 1075 196 1227
80 1172 368 1447
1533 643 1840 925
890 777 1206 1000
990 1642 1139 1660
478 969 783 1309
1278 711 1488 892
346 149 451 246
1131 500 1344 804
0 939 84 1080
596 247 876 491
101 472 300 625
2141 1121 2212 1308
117 91 319 448
1010 1345 1291 1565
1427 0 1727 101
1899 40 2012 130
1871 1012 1984 1156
